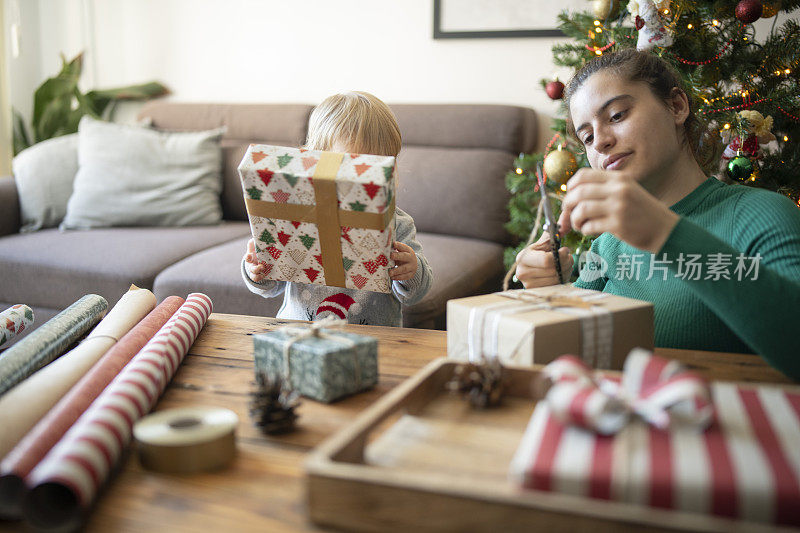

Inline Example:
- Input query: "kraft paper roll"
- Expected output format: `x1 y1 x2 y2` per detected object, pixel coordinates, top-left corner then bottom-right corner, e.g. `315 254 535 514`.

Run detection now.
0 304 34 348
0 295 184 519
0 294 108 396
134 406 238 474
0 286 156 462
22 293 212 532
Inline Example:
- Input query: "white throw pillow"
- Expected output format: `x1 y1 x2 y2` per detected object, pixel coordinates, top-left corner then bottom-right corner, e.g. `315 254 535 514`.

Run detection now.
60 115 225 229
12 134 79 233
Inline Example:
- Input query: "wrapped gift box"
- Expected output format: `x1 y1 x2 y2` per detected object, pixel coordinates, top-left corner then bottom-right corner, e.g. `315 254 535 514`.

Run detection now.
447 285 653 370
238 144 396 294
509 362 800 527
253 328 378 403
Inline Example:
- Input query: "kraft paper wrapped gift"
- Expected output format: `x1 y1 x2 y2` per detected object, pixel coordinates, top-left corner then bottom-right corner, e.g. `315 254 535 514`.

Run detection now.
238 144 396 294
253 325 378 403
509 351 800 528
447 285 653 370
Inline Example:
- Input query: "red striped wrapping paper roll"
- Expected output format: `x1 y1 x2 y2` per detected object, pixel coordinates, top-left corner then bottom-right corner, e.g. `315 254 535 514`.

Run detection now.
22 293 212 531
510 353 800 527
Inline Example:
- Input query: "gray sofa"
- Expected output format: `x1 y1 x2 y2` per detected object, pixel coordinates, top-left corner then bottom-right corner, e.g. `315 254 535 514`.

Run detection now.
0 102 537 340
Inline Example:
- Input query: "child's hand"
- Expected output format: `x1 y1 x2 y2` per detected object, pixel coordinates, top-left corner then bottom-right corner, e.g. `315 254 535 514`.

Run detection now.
389 241 418 281
244 238 270 283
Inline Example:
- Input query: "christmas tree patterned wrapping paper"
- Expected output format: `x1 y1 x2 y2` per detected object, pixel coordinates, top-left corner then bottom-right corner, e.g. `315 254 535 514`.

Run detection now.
0 305 34 348
238 144 396 294
253 327 378 403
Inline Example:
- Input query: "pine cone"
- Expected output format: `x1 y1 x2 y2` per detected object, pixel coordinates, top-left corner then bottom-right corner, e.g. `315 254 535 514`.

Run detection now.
447 358 506 409
250 370 300 435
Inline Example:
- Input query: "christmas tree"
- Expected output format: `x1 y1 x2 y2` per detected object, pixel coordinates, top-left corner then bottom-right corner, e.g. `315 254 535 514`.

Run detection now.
505 0 800 272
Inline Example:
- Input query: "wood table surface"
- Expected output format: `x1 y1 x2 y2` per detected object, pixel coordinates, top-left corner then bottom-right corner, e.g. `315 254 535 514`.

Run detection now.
27 313 793 532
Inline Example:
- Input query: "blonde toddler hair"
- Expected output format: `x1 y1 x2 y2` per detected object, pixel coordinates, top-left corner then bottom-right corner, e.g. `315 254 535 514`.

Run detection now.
305 91 402 157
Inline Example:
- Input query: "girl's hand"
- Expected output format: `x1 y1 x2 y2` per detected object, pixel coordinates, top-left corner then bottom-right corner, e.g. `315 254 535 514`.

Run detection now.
390 241 418 281
558 168 679 253
244 238 270 283
515 231 574 288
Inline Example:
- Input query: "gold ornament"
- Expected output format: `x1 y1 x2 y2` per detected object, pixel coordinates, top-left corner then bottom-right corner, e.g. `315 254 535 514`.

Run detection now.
761 0 780 17
592 0 619 19
543 146 579 185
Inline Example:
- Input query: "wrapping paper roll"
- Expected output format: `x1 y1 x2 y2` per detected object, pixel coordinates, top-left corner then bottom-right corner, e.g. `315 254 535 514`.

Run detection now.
0 295 108 396
134 406 238 474
0 305 34 348
0 286 157 462
22 293 212 532
0 295 184 518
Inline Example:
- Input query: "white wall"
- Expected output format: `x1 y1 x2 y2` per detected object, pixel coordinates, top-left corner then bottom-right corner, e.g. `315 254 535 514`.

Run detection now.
10 0 573 150
9 1 795 152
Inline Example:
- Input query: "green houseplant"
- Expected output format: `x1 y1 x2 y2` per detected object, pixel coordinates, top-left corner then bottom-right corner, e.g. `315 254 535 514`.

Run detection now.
12 52 169 155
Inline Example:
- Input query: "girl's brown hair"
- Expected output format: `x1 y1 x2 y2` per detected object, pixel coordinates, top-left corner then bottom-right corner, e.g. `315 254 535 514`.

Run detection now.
565 49 717 173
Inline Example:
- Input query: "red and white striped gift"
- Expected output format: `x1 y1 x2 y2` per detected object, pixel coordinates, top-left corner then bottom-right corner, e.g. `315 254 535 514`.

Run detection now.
22 293 212 530
510 352 800 526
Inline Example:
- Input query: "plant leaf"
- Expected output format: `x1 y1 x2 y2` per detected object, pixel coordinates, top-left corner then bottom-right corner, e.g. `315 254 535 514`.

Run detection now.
31 53 83 137
86 82 170 116
12 108 31 156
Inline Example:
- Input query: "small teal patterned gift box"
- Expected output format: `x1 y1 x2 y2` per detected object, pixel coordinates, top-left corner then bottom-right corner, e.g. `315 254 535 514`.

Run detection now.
253 328 378 403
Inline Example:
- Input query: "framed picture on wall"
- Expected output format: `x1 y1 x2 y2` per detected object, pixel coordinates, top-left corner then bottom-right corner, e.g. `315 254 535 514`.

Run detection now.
433 0 588 39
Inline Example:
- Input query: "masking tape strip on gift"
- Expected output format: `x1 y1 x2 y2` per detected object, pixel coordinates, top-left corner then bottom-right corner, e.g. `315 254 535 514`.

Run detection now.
0 286 156 464
21 293 212 532
467 288 612 368
0 294 108 396
0 296 184 520
0 304 34 348
133 406 238 474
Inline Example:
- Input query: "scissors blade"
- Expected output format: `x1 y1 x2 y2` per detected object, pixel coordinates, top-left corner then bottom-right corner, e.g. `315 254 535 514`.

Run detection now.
536 162 565 284
536 163 559 234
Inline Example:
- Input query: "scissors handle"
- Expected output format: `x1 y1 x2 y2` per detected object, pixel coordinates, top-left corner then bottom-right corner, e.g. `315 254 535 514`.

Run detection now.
551 234 565 284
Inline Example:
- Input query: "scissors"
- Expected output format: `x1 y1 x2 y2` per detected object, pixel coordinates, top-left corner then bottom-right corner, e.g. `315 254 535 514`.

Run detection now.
536 162 565 284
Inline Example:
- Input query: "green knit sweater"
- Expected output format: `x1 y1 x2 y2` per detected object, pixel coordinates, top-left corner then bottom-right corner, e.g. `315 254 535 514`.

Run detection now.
574 177 800 380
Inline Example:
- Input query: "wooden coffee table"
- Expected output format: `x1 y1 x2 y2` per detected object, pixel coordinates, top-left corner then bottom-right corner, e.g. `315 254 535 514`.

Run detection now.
57 313 791 531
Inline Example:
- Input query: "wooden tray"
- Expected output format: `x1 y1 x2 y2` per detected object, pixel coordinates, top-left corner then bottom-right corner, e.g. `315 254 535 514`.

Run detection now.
305 358 792 533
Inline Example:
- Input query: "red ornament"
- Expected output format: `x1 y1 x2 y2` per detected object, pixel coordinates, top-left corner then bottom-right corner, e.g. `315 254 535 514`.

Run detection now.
634 15 645 30
735 0 763 23
545 80 565 100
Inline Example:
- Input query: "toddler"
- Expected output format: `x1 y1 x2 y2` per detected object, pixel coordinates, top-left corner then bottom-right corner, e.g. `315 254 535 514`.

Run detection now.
242 91 433 326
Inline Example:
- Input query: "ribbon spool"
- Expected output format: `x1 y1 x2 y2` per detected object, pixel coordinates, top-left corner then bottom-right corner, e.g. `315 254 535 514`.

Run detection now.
133 406 238 474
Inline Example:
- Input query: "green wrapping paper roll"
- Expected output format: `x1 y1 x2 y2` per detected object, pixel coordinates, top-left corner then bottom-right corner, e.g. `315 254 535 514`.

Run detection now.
0 295 108 396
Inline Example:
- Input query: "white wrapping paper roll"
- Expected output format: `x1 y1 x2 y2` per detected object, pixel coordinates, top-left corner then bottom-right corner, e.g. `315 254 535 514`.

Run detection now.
134 406 238 474
0 286 157 460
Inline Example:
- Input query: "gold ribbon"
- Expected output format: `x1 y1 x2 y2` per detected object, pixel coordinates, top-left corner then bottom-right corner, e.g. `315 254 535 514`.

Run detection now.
244 151 395 288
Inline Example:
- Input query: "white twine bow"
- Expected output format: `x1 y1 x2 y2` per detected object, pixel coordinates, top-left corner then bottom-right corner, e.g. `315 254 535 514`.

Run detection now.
541 348 714 435
278 316 361 387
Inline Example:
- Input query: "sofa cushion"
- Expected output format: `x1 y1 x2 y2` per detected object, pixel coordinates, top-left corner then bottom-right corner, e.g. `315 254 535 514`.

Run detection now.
0 223 250 310
405 232 504 327
151 231 503 329
12 133 79 232
391 104 538 154
138 103 314 222
396 146 515 245
153 237 282 318
61 116 226 229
